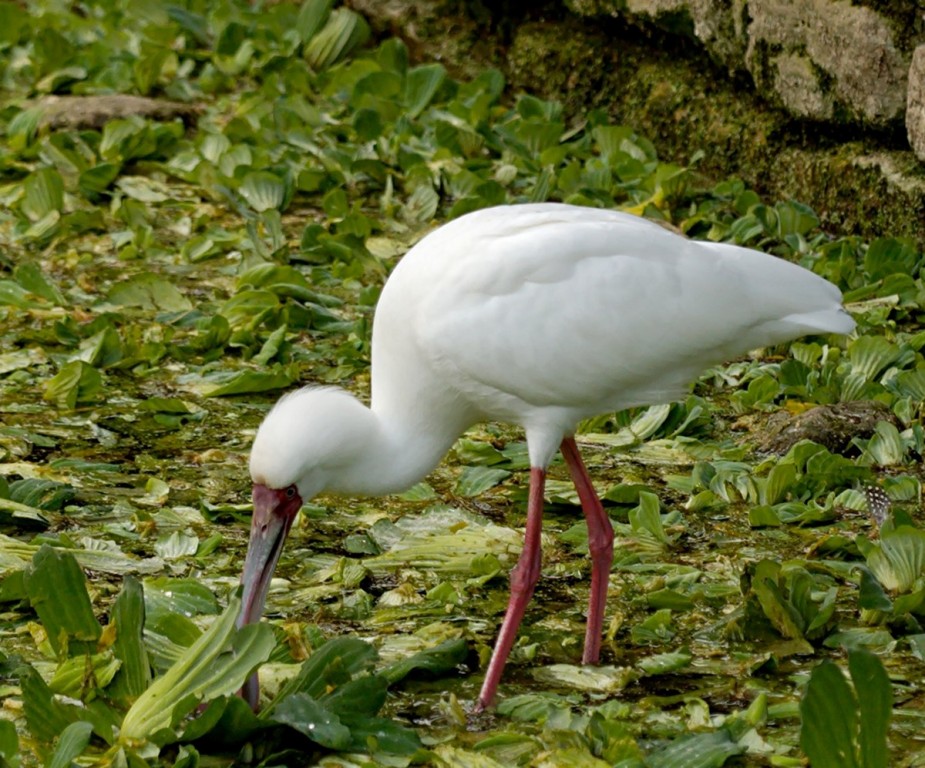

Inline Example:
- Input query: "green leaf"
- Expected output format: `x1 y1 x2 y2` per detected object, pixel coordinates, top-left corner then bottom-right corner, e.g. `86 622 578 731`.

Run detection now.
637 649 693 676
749 560 806 639
863 421 905 466
18 665 80 742
21 167 65 221
866 526 925 593
119 597 274 744
50 653 121 696
13 262 65 305
239 171 289 212
864 237 919 281
0 534 163 576
647 729 745 768
0 720 20 768
264 638 378 719
110 576 152 702
304 8 370 70
272 694 352 749
7 105 41 151
763 462 797 505
774 200 819 238
339 715 422 755
178 695 263 745
800 661 860 768
454 466 511 496
0 280 44 308
204 366 297 397
144 578 220 622
405 63 446 117
9 478 73 511
155 531 199 559
402 184 439 225
218 289 280 330
108 274 192 312
848 337 901 382
382 638 469 684
296 0 334 43
75 326 123 367
628 492 668 545
849 650 891 768
321 674 388 718
43 361 103 409
25 546 101 659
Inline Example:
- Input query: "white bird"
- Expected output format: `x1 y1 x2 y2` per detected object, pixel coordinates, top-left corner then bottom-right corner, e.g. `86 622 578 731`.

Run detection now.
237 202 854 711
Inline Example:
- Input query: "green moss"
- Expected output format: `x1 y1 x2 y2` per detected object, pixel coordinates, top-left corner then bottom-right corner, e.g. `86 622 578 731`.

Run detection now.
505 19 925 244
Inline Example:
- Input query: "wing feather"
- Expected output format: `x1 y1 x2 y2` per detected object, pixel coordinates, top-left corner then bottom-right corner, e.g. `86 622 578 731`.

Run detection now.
390 205 847 420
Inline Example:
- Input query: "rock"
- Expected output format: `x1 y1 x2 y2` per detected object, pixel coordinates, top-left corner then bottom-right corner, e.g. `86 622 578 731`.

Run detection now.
907 46 925 162
745 0 908 127
33 95 200 131
567 0 913 127
759 401 899 456
771 52 834 121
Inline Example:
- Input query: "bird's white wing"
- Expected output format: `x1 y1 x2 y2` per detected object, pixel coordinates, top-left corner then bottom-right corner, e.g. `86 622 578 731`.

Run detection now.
393 205 847 420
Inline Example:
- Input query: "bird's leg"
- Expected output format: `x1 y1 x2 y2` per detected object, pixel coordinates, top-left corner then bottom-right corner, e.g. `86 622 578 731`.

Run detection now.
476 466 546 711
560 436 614 665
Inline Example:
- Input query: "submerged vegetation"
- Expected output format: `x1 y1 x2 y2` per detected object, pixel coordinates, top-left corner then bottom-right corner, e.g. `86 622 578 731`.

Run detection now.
0 0 924 765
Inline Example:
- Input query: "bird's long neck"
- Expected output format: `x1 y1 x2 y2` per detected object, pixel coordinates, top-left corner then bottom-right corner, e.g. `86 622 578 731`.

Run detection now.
325 394 473 497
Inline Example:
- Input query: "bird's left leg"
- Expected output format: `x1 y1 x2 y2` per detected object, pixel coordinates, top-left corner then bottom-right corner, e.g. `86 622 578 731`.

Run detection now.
476 466 546 711
560 436 614 664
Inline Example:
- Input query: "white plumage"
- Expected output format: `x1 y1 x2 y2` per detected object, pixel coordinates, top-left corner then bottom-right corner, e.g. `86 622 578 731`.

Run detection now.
239 202 854 710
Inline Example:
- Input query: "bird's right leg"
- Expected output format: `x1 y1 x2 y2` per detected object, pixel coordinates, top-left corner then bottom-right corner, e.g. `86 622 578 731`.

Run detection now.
560 436 613 665
476 466 546 711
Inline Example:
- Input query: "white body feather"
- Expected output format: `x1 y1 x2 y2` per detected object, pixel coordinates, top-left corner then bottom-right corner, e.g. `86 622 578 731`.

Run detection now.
251 203 853 496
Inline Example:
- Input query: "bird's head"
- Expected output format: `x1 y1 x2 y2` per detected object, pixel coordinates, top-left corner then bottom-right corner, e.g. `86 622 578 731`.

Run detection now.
238 387 369 632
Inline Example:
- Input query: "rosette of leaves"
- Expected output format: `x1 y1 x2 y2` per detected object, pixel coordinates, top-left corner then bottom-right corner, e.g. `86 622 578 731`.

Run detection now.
732 560 837 645
3 546 463 764
856 518 925 625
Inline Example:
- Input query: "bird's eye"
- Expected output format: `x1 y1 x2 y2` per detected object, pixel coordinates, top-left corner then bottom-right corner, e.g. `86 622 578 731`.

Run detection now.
285 485 297 499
